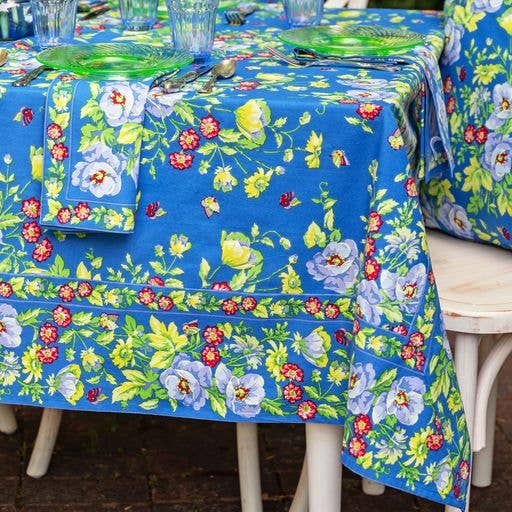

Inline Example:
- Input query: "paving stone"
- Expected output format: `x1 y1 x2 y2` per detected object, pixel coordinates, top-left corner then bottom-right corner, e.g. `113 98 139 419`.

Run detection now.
0 478 17 505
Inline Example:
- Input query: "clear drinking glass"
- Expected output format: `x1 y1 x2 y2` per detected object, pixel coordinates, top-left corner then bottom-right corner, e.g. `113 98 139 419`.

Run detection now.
30 0 77 48
119 0 158 31
165 0 219 63
283 0 323 27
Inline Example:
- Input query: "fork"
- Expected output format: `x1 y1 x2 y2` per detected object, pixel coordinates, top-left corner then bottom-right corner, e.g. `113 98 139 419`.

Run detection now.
265 46 400 72
224 5 257 26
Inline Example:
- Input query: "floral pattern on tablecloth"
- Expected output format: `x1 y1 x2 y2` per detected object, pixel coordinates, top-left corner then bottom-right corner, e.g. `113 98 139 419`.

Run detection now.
0 6 469 509
421 0 512 248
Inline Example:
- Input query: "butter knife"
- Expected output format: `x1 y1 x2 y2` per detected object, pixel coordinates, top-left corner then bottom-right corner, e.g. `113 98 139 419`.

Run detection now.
161 65 213 93
12 65 51 87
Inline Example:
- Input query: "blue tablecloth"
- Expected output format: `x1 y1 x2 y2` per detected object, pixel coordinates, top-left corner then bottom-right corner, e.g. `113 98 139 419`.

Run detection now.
0 5 469 509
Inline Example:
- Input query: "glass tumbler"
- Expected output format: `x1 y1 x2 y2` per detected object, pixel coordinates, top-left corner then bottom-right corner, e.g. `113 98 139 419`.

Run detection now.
119 0 158 31
166 0 219 63
283 0 323 27
30 0 77 48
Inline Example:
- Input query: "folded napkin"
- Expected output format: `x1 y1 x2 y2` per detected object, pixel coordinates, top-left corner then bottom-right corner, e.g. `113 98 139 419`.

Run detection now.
40 76 149 234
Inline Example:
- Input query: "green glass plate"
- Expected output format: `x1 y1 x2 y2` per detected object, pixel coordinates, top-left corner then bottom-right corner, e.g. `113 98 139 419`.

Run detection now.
37 43 194 79
157 0 238 19
278 24 425 57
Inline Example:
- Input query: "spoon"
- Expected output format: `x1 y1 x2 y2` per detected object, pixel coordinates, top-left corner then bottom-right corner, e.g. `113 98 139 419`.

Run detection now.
0 49 7 68
161 65 212 93
198 59 236 94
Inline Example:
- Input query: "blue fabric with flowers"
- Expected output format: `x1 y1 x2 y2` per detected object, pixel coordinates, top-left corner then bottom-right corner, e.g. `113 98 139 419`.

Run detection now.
0 4 469 509
421 0 512 247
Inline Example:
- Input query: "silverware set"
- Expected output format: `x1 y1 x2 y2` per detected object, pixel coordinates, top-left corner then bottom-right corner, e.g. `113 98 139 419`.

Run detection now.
12 65 51 87
224 5 258 25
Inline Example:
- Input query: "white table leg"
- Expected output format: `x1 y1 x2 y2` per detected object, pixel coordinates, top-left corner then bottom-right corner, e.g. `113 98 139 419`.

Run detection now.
306 423 343 512
289 457 308 512
362 477 385 496
236 423 263 512
0 404 17 434
27 408 62 478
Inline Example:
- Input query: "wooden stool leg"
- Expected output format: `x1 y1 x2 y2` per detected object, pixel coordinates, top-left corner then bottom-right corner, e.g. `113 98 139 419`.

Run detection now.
236 423 263 512
362 478 385 496
0 404 17 434
27 408 62 478
445 332 480 512
306 424 343 512
289 456 308 512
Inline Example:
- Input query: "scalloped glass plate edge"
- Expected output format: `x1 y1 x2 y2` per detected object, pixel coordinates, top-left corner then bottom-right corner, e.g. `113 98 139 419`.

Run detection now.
36 43 194 79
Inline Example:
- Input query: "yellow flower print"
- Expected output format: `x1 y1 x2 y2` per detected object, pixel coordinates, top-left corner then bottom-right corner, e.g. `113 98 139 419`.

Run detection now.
221 233 262 270
265 341 288 381
46 179 62 198
473 64 504 85
304 130 323 169
327 361 347 385
105 289 121 307
30 146 43 182
105 210 123 230
234 99 271 145
279 265 303 294
244 168 272 198
213 166 238 192
54 91 71 111
81 348 104 372
498 8 512 35
110 339 135 368
21 343 43 382
147 317 187 369
169 234 191 258
405 428 431 467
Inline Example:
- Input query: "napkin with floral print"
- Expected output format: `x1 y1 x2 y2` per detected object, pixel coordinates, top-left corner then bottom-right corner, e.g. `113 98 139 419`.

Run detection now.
40 76 149 234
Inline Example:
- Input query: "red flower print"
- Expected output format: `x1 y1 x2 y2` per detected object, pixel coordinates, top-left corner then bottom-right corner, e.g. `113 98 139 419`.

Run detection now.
201 345 221 367
335 328 348 345
368 211 383 232
14 41 31 50
57 207 72 224
211 281 232 291
147 276 165 286
22 221 41 243
453 483 461 498
464 124 476 144
401 343 415 360
138 287 155 305
158 295 174 311
199 114 220 139
202 325 224 346
77 282 93 298
348 437 367 458
279 191 295 208
236 81 260 90
58 284 75 302
475 126 488 145
50 142 69 161
502 227 511 240
459 460 470 480
0 282 13 298
426 433 444 451
47 123 63 140
280 363 304 382
404 177 418 197
459 66 466 81
169 151 194 170
222 298 238 315
241 296 257 311
353 319 360 334
409 332 425 348
53 305 72 327
434 415 442 431
32 238 53 262
37 346 59 364
22 197 41 218
145 201 161 218
87 388 101 403
364 237 376 257
39 322 58 344
364 259 380 280
304 297 322 315
446 97 455 114
443 76 453 94
179 128 200 151
324 303 340 319
20 107 34 126
283 383 303 404
427 270 435 285
415 351 425 371
356 103 383 120
392 324 408 336
297 400 317 420
353 414 372 436
74 202 91 221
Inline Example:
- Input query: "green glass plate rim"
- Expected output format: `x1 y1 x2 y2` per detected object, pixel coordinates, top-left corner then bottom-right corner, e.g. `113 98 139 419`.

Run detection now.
36 43 194 79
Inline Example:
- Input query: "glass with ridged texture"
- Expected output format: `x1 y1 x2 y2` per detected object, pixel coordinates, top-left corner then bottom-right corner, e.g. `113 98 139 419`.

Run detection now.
30 0 77 48
119 0 158 31
283 0 323 27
